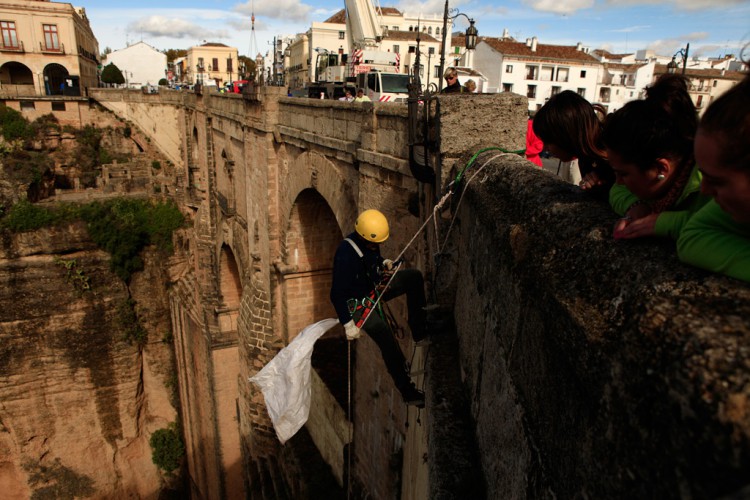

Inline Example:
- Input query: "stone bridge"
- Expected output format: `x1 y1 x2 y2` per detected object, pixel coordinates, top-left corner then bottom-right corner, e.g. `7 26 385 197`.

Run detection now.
88 87 750 500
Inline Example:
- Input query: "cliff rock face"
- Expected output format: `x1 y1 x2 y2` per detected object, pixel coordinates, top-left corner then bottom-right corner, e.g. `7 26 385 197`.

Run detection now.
0 222 177 499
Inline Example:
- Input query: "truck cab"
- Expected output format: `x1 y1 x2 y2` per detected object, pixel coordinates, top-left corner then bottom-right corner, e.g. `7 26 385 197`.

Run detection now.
356 70 410 102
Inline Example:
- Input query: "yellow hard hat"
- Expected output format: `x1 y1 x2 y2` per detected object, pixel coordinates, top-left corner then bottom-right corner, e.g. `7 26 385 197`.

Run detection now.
355 209 389 243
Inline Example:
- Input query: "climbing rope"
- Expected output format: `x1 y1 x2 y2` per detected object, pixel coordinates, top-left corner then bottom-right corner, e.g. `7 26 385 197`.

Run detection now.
347 340 352 500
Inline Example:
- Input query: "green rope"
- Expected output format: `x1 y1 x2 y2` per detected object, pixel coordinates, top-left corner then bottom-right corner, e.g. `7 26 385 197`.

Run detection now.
454 146 526 185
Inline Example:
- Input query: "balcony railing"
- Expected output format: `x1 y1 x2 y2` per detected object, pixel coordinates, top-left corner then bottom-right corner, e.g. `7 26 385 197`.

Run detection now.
40 42 65 54
0 40 24 52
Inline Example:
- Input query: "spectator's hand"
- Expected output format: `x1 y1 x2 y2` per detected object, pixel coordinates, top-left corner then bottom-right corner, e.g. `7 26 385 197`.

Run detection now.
344 320 361 340
578 172 603 190
613 213 658 239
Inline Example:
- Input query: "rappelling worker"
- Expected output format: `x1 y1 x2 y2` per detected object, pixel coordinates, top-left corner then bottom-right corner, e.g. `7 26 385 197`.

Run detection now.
330 209 427 407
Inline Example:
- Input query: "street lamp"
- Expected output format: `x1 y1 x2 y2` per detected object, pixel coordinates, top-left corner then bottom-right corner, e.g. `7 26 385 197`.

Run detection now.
667 43 689 75
438 3 478 91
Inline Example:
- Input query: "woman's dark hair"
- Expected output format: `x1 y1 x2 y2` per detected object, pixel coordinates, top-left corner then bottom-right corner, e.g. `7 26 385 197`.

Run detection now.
602 73 697 171
699 72 750 171
533 90 607 162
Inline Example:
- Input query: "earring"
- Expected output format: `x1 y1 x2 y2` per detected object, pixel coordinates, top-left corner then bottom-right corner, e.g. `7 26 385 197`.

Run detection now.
657 174 665 180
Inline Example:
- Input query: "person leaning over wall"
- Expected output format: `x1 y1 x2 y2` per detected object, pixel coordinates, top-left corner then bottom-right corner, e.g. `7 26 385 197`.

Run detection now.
533 90 614 199
603 74 710 241
676 71 750 282
441 67 463 94
463 79 477 93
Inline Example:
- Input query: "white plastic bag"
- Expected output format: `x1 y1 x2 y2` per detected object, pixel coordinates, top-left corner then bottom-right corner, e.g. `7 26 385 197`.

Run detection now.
249 318 339 443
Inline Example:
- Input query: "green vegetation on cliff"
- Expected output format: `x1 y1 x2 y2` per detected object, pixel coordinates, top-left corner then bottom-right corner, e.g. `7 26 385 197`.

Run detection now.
150 423 185 472
1 198 184 281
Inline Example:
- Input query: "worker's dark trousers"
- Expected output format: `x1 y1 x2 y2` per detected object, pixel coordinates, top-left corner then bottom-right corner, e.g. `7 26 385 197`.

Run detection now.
353 268 426 394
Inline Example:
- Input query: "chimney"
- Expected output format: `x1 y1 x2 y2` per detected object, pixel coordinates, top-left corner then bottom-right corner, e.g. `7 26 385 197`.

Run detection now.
576 42 583 51
525 38 532 47
502 28 509 40
531 37 538 52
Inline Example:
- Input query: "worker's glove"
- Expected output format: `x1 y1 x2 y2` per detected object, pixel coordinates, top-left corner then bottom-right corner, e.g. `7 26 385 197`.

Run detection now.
344 320 361 340
382 259 394 271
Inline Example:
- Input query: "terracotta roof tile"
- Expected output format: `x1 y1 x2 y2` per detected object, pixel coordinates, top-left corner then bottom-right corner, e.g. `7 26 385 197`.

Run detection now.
480 37 600 64
384 31 437 42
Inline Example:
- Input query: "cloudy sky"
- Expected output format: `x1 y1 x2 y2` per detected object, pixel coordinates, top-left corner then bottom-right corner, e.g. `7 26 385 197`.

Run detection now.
82 0 749 60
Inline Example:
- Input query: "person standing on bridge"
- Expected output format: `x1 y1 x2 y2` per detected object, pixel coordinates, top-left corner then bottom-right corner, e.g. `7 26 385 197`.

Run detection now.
441 67 463 94
354 88 371 102
330 209 427 407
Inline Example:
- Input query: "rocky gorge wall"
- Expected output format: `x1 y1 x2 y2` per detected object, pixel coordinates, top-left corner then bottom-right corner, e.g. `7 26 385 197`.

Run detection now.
435 151 750 498
0 223 179 499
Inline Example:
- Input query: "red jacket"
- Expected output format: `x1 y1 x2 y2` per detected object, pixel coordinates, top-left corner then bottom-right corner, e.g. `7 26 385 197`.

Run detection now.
526 119 544 167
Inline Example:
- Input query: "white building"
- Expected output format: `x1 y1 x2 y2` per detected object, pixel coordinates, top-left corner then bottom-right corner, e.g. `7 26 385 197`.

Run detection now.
473 36 601 112
103 41 166 88
595 61 655 113
653 64 747 115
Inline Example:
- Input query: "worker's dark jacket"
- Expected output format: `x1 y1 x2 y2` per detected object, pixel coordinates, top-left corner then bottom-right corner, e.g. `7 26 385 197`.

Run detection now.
330 232 383 325
441 81 463 94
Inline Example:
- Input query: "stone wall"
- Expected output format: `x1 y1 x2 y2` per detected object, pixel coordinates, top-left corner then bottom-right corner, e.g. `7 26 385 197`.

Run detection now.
437 152 750 498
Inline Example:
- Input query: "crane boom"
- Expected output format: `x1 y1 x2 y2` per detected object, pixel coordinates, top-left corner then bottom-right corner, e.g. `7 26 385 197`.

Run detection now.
344 0 382 50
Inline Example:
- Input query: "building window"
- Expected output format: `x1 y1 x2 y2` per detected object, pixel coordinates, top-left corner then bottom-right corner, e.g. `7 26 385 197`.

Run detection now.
428 47 435 55
556 67 569 82
392 26 399 31
1 21 19 48
577 88 585 97
393 45 399 54
506 65 513 73
713 80 718 87
339 31 345 39
409 45 416 54
527 85 536 98
226 58 233 72
20 100 35 109
696 95 703 108
551 86 561 96
43 24 60 51
435 27 440 36
198 57 205 70
212 58 219 71
434 65 441 78
52 101 66 111
525 65 538 80
580 70 586 78
503 83 513 92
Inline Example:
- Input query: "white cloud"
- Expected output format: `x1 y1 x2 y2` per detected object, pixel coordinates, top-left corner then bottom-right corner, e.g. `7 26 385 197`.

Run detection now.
522 0 595 15
127 16 230 40
645 31 708 54
610 25 651 33
606 0 744 9
233 0 312 22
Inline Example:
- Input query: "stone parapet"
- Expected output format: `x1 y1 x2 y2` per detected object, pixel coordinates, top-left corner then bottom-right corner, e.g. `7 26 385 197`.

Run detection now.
436 152 750 498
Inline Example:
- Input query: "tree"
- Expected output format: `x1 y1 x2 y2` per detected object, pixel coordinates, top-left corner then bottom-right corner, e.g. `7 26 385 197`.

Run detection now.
101 63 125 86
100 46 112 60
238 55 257 80
162 48 187 62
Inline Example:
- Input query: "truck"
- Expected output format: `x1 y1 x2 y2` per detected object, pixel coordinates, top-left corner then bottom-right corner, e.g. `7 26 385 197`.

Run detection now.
306 0 410 102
